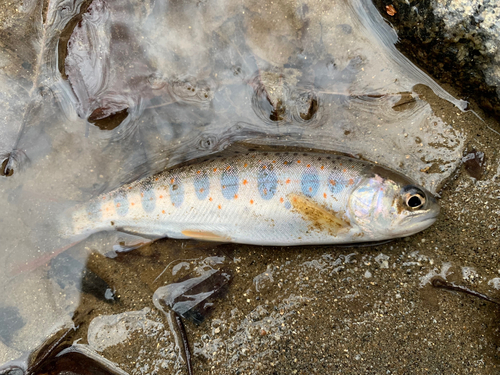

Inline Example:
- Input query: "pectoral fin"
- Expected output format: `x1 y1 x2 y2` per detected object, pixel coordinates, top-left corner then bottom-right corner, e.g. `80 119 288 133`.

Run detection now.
181 230 231 242
288 193 351 236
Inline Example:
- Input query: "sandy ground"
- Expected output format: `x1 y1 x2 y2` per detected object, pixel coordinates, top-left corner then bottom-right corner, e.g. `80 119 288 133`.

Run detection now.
1 0 500 373
32 83 500 374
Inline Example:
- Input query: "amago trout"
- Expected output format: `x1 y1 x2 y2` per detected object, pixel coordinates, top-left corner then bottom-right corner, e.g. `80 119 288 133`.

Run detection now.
63 151 440 246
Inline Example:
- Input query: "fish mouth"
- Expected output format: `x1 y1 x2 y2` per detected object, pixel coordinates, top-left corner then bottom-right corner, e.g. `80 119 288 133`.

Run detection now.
397 209 439 234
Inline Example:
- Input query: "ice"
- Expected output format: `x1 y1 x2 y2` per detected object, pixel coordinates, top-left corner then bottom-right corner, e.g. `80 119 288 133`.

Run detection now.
0 0 468 366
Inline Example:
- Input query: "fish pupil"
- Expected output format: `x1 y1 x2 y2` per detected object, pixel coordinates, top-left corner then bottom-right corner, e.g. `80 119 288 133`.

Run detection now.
408 195 423 208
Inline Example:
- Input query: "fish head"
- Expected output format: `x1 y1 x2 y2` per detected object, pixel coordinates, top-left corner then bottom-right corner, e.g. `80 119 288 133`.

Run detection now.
348 168 440 239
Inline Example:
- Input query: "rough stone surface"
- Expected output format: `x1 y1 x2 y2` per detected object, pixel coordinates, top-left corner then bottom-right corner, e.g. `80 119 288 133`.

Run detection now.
372 0 500 120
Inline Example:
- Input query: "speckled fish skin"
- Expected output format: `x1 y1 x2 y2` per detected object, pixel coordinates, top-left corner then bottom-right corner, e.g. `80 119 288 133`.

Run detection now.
64 151 440 246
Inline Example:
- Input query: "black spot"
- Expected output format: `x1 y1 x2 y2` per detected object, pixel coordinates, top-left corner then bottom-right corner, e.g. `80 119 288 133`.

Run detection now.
408 195 422 208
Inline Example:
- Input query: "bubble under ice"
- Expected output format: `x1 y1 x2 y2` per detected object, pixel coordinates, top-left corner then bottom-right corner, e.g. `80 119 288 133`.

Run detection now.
0 0 468 367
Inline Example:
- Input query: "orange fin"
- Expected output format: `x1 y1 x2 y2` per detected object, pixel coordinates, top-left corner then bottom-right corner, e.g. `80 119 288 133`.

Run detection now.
9 239 84 276
181 230 231 242
288 193 351 236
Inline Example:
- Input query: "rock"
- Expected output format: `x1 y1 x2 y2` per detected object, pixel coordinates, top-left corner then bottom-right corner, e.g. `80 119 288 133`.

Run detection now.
372 0 500 119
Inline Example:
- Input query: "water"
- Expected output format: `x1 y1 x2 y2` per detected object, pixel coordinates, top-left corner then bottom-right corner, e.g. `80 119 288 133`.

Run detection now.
1 0 497 372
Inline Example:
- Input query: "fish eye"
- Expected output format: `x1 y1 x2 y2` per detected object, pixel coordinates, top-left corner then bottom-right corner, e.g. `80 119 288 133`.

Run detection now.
406 193 425 209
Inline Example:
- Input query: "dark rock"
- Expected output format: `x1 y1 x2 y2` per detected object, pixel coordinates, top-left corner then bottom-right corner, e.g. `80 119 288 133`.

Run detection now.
372 0 500 119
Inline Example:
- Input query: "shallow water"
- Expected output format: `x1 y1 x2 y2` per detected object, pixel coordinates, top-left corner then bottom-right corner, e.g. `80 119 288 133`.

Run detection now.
0 0 498 373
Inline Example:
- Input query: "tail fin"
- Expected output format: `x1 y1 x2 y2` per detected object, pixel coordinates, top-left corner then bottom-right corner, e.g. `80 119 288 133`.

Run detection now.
8 238 86 277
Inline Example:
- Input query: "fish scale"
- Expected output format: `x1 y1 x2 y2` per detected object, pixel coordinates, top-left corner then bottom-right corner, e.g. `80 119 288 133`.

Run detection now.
65 151 439 246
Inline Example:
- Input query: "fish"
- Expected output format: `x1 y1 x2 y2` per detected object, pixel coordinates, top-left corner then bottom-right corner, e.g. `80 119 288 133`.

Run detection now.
62 151 440 246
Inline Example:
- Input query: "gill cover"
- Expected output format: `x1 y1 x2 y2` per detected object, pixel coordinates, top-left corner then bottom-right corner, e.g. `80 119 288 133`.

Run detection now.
348 176 394 233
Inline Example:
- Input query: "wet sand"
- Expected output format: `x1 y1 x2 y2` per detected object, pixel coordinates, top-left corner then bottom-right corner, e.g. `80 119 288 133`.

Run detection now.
41 83 500 374
1 0 500 373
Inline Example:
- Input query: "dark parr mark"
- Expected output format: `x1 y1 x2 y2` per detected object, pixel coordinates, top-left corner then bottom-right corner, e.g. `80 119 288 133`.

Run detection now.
301 167 320 197
169 176 184 207
141 183 156 212
194 172 210 200
221 166 239 200
114 193 129 216
258 165 277 200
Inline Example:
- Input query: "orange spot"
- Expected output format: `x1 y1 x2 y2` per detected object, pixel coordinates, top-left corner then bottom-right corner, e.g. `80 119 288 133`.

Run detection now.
209 197 213 201
272 160 276 163
323 192 327 198
128 187 132 190
309 187 312 192
286 179 291 184
159 195 163 199
170 178 175 184
200 188 204 193
339 163 343 166
197 170 201 174
292 196 297 202
131 202 135 206
250 199 254 204
234 194 238 199
321 165 324 170
280 197 284 203
343 169 347 173
226 166 231 170
222 185 226 189
218 204 221 209
105 207 109 212
141 193 144 197
155 178 159 181
284 161 288 165
243 179 248 185
213 168 217 172
162 210 165 214
349 178 354 185
102 197 106 200
244 163 248 168
297 160 301 164
116 203 121 207
330 180 336 186
307 164 311 168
